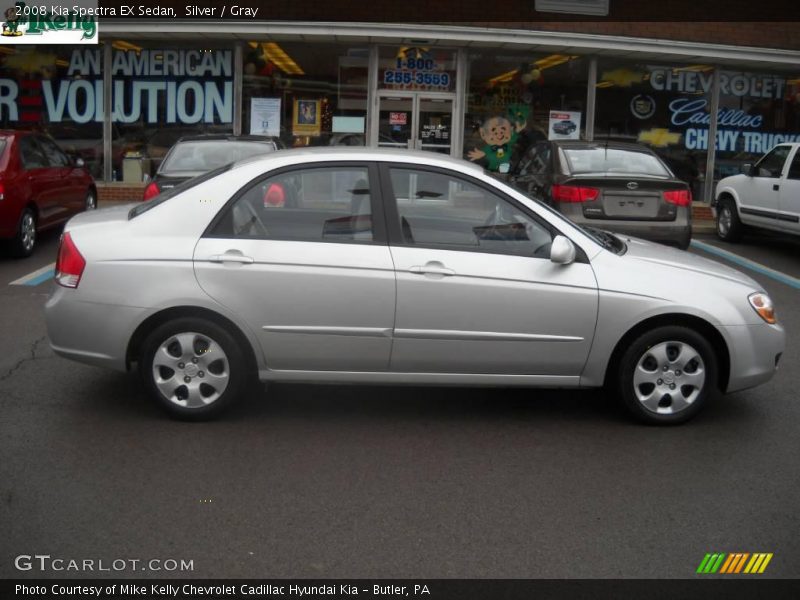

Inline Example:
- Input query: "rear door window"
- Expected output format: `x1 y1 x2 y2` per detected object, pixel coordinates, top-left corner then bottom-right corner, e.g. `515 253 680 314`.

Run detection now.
208 164 380 244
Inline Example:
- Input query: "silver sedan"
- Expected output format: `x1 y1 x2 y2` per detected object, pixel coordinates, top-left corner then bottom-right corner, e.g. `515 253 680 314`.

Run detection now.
45 148 785 424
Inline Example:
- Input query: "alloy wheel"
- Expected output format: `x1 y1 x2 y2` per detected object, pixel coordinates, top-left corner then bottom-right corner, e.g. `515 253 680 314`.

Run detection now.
20 212 36 253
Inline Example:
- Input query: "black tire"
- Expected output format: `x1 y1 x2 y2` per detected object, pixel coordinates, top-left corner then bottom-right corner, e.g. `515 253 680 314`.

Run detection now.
140 317 248 420
11 208 36 258
85 189 97 211
614 325 718 425
715 197 744 242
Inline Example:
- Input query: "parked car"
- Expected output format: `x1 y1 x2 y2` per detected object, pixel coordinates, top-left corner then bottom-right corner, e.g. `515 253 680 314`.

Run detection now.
509 140 693 249
0 131 96 257
45 148 784 424
143 135 280 200
552 120 577 135
713 143 800 241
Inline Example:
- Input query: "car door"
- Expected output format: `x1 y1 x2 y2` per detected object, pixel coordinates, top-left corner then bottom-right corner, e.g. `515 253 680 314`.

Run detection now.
381 164 598 376
194 162 396 372
778 146 800 233
16 136 59 226
37 136 82 217
738 145 792 227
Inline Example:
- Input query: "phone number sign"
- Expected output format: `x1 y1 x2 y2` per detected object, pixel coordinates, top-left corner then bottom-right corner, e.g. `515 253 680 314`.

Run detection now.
382 57 454 91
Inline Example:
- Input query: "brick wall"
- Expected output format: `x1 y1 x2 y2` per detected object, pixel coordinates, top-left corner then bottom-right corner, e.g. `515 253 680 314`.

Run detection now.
97 183 145 204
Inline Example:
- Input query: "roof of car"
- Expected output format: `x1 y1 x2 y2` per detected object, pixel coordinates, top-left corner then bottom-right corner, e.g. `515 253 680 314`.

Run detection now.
552 140 658 153
231 146 486 173
175 134 278 143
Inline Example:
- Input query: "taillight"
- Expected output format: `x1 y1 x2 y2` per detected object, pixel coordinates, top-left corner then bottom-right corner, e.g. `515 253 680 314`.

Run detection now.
55 232 86 289
143 181 160 201
551 184 599 203
0 182 4 200
663 189 692 207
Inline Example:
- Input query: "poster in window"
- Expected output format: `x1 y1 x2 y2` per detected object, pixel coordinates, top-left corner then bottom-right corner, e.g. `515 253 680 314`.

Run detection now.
548 110 581 140
293 99 322 136
249 98 281 136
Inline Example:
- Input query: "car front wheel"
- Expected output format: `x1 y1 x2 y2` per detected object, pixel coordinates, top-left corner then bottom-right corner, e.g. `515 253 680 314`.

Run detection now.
140 317 248 420
615 326 718 425
716 198 744 242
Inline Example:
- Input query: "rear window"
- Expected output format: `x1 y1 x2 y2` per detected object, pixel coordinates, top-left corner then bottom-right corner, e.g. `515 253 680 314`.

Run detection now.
129 163 232 219
161 140 276 173
562 147 670 177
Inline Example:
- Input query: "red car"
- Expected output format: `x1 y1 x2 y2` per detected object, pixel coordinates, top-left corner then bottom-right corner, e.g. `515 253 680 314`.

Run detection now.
0 131 96 257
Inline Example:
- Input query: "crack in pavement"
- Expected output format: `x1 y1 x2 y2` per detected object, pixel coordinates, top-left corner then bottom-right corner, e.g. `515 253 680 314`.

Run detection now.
0 335 50 383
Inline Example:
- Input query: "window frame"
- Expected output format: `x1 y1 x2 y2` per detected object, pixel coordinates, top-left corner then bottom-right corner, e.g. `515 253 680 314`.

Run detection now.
203 161 388 246
378 161 587 262
784 147 800 181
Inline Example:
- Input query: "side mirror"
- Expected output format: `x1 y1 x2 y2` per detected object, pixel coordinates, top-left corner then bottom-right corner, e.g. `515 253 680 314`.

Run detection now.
550 235 576 265
742 163 753 176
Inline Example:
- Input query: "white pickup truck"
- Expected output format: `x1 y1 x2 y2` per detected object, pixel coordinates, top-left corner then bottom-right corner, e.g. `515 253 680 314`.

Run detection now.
713 143 800 241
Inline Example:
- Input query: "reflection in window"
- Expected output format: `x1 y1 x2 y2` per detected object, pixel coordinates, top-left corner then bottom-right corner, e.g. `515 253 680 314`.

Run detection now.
389 168 553 258
213 167 374 243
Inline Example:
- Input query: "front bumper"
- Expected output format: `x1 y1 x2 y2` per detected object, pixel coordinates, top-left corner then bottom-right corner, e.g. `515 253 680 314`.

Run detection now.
721 322 785 393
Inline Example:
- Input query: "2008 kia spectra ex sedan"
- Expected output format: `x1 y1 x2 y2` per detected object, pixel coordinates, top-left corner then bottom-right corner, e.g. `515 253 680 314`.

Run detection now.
44 148 785 424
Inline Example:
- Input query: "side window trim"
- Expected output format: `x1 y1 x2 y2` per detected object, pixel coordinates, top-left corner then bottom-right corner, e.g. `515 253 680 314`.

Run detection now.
786 147 800 181
202 161 388 245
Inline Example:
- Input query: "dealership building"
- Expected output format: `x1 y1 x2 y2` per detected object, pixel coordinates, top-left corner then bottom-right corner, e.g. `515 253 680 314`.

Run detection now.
1 4 798 207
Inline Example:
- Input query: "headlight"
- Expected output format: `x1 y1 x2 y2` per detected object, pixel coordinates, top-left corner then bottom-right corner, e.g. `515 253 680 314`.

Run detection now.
748 292 777 324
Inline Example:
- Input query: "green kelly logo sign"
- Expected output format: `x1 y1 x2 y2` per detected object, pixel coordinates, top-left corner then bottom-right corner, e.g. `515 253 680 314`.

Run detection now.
2 2 98 43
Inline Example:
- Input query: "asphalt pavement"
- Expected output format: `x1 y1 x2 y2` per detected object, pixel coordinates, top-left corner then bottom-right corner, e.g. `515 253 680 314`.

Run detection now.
1 227 798 579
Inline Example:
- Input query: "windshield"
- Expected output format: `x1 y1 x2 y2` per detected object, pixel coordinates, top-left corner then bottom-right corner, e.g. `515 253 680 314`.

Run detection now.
129 163 233 219
562 147 670 177
160 140 276 173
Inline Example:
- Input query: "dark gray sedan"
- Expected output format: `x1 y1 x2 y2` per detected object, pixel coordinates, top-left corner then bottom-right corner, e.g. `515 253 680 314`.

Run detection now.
510 140 692 249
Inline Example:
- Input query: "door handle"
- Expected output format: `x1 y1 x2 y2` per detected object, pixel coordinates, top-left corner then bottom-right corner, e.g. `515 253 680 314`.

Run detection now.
773 184 780 191
409 262 455 276
208 252 254 264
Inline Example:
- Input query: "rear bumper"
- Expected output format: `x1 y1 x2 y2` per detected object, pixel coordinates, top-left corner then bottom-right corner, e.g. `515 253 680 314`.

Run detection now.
561 207 691 247
721 322 785 393
44 285 144 372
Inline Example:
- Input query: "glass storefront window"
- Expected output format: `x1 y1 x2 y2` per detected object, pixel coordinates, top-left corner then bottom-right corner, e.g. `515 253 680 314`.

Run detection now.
713 69 800 186
110 41 235 182
0 44 103 177
594 60 712 201
242 41 369 149
464 52 588 172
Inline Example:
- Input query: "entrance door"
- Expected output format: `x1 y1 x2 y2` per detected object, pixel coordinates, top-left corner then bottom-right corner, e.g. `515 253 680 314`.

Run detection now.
377 93 454 155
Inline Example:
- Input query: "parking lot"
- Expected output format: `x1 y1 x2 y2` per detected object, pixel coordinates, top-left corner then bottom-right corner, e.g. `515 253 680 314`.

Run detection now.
1 225 798 579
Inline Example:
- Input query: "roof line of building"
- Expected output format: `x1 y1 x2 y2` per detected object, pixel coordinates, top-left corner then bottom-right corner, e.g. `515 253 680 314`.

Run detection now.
98 20 800 68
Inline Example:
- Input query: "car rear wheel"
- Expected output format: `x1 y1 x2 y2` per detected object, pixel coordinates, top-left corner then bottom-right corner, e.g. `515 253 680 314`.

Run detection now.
11 208 36 258
140 317 247 420
716 198 744 242
615 326 717 425
85 190 97 211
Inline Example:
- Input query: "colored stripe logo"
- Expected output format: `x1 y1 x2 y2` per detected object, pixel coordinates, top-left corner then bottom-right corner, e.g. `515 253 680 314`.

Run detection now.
697 553 773 574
